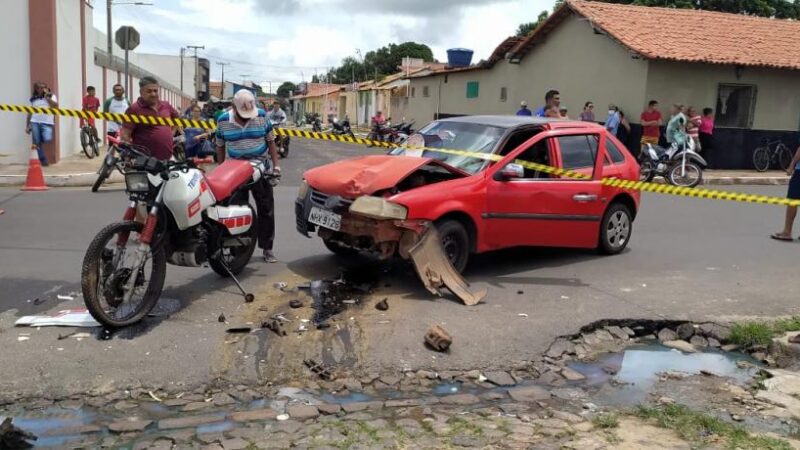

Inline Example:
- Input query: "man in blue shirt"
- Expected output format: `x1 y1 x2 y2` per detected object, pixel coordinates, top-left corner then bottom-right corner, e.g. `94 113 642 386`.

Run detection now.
216 89 281 263
534 90 560 118
605 105 621 136
516 101 532 116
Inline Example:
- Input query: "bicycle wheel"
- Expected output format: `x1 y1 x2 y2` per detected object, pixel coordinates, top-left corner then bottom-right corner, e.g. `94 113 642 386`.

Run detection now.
81 128 94 158
90 133 100 157
778 144 794 171
753 146 770 172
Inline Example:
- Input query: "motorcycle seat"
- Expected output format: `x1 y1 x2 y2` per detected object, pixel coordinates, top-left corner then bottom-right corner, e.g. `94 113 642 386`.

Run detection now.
206 159 254 201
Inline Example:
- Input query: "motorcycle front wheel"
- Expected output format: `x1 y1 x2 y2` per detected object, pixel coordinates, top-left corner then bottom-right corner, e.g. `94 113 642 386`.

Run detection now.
668 161 703 187
81 221 166 328
92 160 115 192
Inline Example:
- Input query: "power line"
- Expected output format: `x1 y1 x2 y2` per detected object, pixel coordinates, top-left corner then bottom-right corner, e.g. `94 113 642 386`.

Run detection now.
198 52 328 70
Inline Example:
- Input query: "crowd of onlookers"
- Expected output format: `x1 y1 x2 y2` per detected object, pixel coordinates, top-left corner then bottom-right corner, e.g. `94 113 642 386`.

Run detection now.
516 89 716 156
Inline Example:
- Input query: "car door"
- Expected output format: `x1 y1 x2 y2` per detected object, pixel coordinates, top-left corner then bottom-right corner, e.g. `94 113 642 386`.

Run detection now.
485 130 607 250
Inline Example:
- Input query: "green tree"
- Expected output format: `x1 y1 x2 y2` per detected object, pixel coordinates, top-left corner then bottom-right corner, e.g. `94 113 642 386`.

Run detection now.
276 81 296 98
324 41 436 84
516 10 550 36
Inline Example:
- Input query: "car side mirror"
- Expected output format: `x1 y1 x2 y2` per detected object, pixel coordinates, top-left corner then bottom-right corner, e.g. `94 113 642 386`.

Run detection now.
499 163 525 180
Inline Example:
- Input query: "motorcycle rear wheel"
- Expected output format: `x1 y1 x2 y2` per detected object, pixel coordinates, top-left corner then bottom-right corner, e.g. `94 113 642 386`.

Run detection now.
81 221 166 328
639 161 656 182
208 215 258 277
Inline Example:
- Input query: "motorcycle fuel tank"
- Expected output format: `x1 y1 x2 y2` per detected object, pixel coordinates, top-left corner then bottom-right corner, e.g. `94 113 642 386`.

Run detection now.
163 168 216 230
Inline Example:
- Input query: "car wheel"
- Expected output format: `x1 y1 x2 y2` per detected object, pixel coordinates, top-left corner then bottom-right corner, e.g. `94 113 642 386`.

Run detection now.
598 203 632 255
435 220 470 273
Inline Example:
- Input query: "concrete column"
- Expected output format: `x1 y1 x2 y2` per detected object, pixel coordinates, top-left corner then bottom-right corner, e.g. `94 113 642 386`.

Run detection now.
28 0 59 163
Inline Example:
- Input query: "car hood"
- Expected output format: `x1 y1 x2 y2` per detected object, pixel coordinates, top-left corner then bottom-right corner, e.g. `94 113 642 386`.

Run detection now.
304 155 465 198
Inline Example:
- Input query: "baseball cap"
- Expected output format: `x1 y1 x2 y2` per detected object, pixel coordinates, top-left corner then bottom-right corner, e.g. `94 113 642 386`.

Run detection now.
233 89 258 119
520 101 527 107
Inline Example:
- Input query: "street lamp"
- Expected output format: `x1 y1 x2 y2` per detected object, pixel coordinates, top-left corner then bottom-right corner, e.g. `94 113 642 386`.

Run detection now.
106 0 154 59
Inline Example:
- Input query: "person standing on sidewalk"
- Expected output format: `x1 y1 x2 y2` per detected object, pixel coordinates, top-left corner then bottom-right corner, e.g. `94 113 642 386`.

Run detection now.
604 105 620 136
516 101 532 116
686 106 702 151
535 90 561 118
81 86 100 140
771 143 800 241
25 81 58 166
580 102 595 122
215 89 280 263
699 108 715 152
103 84 130 137
121 77 180 161
665 104 688 148
640 100 662 155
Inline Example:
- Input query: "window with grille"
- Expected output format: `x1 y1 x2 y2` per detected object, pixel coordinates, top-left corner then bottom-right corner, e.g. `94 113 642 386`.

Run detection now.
716 84 757 128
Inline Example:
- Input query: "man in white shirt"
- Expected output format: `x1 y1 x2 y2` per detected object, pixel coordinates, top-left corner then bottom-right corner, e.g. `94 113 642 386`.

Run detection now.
25 81 58 166
103 84 130 136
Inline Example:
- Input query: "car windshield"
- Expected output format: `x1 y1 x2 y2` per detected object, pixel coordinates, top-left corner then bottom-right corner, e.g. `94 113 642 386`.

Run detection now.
389 121 505 174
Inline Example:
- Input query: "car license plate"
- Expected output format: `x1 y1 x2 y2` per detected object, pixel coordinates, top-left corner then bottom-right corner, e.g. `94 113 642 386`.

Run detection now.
308 207 341 231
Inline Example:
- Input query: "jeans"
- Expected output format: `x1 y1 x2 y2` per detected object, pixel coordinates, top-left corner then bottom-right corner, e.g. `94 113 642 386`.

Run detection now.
30 123 53 164
250 177 275 251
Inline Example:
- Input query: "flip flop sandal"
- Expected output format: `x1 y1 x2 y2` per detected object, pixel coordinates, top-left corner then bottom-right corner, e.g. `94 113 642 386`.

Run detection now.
770 233 794 241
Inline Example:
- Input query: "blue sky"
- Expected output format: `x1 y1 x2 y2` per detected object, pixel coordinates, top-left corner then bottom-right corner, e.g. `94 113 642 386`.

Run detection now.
93 0 557 88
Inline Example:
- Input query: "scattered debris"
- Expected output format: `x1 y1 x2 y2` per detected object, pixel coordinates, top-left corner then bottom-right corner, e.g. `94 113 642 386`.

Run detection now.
33 298 47 305
375 298 389 311
316 323 331 330
264 316 289 337
226 327 252 334
517 290 524 295
0 417 37 448
15 309 100 328
218 313 226 323
17 336 29 342
56 295 74 301
148 391 163 402
296 283 311 290
304 359 335 380
289 300 303 309
790 335 800 344
518 313 529 318
274 282 288 290
57 331 78 340
276 414 289 421
425 324 453 352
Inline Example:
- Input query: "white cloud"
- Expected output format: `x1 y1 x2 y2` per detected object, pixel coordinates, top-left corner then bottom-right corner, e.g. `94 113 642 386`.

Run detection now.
93 0 558 86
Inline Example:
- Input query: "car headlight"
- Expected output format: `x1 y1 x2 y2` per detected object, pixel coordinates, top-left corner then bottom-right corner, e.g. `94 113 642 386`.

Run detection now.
349 196 408 220
125 172 150 193
298 179 309 200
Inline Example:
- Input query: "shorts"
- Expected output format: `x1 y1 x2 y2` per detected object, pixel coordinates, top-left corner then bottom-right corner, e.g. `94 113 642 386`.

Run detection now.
640 136 659 147
788 171 800 200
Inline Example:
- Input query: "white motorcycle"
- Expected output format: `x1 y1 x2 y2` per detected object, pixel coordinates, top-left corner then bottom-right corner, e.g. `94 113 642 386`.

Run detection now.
81 143 276 327
638 138 707 187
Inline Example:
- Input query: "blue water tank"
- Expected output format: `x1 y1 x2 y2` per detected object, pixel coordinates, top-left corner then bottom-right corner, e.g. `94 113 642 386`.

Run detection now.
447 48 474 67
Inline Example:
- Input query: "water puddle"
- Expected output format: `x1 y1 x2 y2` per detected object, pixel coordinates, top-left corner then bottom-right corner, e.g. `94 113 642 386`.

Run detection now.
196 419 234 434
569 343 760 404
319 391 374 404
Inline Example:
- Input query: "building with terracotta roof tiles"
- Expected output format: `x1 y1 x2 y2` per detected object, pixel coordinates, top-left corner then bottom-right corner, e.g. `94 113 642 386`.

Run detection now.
404 0 800 169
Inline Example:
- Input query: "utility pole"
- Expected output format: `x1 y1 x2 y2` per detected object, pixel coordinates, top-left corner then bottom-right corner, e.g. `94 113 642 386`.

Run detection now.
107 0 112 58
179 47 185 93
186 45 205 99
216 62 229 99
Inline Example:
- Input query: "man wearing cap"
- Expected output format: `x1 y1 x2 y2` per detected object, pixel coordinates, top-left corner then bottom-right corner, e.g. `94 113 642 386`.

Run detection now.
516 101 532 116
215 90 281 263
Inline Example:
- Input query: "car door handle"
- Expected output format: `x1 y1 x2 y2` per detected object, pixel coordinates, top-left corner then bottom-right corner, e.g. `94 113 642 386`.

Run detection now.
572 194 598 202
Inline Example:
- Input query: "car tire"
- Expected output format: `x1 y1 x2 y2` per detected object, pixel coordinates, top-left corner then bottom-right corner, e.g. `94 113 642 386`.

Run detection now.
435 219 470 273
323 238 358 257
598 203 632 255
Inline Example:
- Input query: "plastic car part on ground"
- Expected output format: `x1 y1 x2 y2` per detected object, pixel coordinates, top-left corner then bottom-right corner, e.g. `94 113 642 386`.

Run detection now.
408 227 487 306
14 309 101 328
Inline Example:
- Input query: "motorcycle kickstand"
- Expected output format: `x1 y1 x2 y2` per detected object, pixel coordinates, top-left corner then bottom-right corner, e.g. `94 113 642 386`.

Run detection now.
213 251 255 303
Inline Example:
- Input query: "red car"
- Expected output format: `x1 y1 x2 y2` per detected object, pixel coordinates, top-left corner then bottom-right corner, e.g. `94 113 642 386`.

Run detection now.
296 116 640 302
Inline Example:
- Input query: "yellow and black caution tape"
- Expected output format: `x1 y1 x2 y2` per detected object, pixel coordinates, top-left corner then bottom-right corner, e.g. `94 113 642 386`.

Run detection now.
2 104 797 207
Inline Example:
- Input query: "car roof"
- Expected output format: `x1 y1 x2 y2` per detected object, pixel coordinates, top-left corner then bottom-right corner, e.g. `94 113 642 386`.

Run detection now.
436 115 604 131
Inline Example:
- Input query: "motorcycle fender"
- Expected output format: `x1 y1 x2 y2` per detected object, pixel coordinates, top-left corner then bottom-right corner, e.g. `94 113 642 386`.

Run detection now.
207 205 254 235
672 151 708 168
408 227 487 306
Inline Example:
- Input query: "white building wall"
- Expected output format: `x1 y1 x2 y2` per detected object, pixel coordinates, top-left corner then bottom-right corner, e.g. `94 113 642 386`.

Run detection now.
0 1 31 164
137 53 196 97
56 0 84 161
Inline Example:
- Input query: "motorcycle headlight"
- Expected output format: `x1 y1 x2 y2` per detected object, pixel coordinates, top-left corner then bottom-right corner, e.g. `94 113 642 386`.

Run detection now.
125 172 150 193
297 179 309 200
349 196 408 220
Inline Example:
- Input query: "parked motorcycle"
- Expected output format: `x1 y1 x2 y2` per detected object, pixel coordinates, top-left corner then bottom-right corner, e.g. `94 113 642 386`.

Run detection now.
305 113 322 132
395 121 415 141
81 144 278 327
331 116 355 138
638 139 707 187
366 119 400 147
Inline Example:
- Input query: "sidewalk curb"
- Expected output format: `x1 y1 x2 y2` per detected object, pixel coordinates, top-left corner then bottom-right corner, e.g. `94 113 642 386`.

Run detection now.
0 172 123 188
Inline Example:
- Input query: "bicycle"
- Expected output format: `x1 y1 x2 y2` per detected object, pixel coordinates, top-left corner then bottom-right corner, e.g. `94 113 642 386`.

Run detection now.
753 138 792 172
80 124 100 159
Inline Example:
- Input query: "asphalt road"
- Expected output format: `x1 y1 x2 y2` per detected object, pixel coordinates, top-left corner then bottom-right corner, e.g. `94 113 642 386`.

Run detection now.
1 138 798 398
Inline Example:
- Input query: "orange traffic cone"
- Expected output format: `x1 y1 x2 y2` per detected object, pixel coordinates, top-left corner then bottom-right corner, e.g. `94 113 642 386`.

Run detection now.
21 145 48 191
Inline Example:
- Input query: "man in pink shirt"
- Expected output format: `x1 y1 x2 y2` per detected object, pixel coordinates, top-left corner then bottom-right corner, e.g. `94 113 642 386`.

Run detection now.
121 76 180 160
